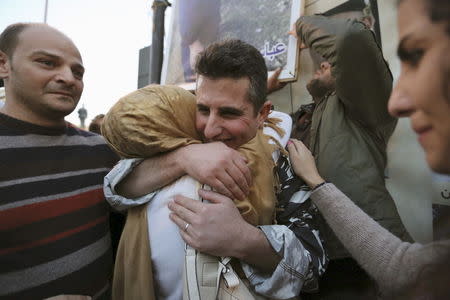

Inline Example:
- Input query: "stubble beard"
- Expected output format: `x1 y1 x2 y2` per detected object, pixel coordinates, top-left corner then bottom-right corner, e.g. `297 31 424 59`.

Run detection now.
306 78 335 101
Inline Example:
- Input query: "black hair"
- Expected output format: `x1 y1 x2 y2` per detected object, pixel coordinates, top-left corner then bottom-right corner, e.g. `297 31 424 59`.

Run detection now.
0 23 32 58
195 39 268 113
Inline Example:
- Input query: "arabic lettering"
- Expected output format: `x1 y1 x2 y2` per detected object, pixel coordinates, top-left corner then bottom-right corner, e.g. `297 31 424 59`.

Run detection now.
260 41 287 61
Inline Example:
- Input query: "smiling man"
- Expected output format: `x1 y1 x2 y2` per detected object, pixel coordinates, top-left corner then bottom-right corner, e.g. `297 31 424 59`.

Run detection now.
195 76 266 149
0 23 118 299
105 39 327 299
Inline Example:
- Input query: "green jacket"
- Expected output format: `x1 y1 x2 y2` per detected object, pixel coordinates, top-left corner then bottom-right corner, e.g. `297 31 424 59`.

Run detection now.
296 15 411 259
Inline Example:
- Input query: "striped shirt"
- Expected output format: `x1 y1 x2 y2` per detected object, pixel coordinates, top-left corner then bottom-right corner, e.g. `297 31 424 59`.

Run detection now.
0 112 118 299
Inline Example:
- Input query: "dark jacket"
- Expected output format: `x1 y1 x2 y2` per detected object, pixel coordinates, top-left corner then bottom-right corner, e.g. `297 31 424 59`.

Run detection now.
296 15 411 259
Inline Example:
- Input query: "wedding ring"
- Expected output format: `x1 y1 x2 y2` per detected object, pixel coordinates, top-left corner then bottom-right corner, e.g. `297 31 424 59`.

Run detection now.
184 223 190 232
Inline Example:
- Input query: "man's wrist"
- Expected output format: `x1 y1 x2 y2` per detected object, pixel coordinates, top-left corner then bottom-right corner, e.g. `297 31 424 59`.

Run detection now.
173 146 189 174
235 224 281 273
232 222 263 261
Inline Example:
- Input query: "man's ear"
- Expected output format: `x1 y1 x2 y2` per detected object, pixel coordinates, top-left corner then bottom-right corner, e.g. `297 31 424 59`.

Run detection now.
0 51 10 79
257 100 272 127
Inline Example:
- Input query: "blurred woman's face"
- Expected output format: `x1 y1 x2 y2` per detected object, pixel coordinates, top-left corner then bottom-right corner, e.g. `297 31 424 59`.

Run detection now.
389 0 450 174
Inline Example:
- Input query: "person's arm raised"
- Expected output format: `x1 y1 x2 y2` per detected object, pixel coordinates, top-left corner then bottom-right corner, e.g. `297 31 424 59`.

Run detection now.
296 15 394 127
116 142 252 201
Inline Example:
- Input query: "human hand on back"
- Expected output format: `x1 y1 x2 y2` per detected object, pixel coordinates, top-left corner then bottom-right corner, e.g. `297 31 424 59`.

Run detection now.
168 189 253 258
287 139 324 189
178 142 252 201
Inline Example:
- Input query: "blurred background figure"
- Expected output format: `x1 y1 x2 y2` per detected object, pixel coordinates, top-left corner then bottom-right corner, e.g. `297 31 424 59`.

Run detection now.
78 105 87 129
290 103 315 145
88 114 105 134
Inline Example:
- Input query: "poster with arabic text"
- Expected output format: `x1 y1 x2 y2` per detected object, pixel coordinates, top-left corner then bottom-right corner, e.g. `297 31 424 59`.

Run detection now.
161 0 302 88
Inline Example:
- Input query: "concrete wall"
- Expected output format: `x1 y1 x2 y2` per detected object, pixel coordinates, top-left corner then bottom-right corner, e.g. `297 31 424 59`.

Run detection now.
268 0 434 243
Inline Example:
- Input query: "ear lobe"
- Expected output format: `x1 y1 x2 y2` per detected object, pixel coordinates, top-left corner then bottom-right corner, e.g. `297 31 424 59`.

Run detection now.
0 51 10 79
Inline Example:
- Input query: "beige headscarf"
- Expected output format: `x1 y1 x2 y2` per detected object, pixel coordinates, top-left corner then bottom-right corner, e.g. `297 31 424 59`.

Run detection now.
102 84 285 225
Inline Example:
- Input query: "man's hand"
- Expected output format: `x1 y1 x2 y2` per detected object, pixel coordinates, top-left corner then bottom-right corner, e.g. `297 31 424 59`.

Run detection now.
288 23 307 50
168 189 250 258
168 189 280 272
288 23 298 39
267 68 287 94
177 142 252 201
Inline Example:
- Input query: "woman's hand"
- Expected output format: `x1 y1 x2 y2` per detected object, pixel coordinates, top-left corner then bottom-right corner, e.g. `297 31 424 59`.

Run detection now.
287 139 324 189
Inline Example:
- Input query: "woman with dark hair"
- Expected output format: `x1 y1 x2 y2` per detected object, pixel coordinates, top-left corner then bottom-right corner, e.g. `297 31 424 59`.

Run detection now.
288 0 450 298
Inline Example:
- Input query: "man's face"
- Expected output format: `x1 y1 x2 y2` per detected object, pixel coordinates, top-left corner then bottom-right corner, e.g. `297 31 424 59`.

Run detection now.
195 75 270 149
0 25 84 125
306 61 335 99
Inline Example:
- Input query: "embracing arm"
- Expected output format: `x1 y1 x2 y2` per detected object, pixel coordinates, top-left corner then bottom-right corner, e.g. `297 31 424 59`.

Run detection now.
115 142 252 201
115 148 185 198
168 189 280 272
296 15 393 127
168 187 327 298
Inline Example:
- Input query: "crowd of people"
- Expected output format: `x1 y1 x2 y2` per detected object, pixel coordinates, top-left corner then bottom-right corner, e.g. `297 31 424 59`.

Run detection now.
0 0 448 299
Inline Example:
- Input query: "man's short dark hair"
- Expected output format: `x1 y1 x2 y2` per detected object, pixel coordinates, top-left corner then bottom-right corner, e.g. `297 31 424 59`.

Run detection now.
195 39 268 113
0 23 31 58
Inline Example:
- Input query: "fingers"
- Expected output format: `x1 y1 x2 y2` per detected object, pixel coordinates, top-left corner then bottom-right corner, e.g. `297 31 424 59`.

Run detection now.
169 210 188 232
288 23 297 38
207 172 244 200
168 211 197 247
171 194 203 214
198 189 234 205
268 68 288 94
207 156 251 201
227 159 252 195
292 139 310 154
223 171 248 201
273 67 282 78
268 67 282 82
287 139 299 154
236 159 252 188
178 228 195 248
288 139 308 154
